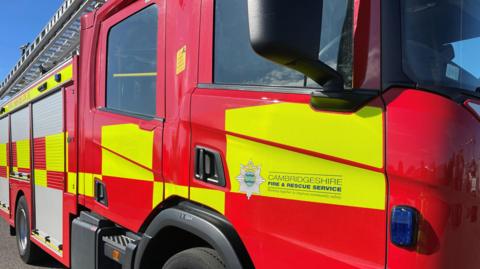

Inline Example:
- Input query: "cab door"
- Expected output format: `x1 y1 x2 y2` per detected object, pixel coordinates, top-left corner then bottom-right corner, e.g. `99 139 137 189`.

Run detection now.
190 0 386 268
88 0 165 232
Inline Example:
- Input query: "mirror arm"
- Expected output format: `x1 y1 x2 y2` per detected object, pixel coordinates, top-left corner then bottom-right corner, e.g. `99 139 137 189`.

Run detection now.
289 57 344 91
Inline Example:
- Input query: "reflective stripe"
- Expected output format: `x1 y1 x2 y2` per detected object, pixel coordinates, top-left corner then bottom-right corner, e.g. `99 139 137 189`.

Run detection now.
78 172 100 197
46 133 65 172
165 183 188 199
3 64 72 114
66 132 77 194
34 169 47 187
0 144 6 166
152 181 163 209
190 187 225 214
113 72 157 77
226 135 385 210
67 172 77 195
226 103 384 169
16 140 30 169
101 124 154 181
32 233 62 255
225 103 386 210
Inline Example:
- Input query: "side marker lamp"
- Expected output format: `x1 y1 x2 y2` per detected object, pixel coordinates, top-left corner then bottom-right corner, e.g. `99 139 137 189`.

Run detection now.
391 206 418 247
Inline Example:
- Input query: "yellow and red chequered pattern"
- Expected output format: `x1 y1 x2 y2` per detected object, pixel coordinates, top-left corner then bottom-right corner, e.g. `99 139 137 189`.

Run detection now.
0 143 7 178
11 140 31 177
33 136 64 190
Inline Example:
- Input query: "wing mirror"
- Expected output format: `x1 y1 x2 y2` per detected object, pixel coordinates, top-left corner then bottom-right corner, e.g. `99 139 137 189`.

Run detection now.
247 0 344 91
247 0 377 112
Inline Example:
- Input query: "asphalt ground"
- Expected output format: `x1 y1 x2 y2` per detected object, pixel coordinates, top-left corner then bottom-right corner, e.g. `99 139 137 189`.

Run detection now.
0 218 64 269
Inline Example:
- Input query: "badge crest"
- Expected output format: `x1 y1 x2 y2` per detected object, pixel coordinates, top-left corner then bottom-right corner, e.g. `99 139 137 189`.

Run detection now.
237 160 264 199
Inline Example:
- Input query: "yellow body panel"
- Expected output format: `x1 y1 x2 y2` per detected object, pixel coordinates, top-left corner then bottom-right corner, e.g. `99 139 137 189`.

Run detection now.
165 183 188 199
67 172 77 194
226 135 386 210
16 139 31 169
78 172 100 197
34 169 48 187
0 144 7 166
152 181 163 209
101 124 154 169
225 103 383 168
102 149 154 181
2 63 73 114
190 187 225 214
46 133 65 172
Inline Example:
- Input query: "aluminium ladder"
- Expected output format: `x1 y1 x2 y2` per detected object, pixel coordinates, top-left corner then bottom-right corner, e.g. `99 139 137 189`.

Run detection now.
0 0 105 104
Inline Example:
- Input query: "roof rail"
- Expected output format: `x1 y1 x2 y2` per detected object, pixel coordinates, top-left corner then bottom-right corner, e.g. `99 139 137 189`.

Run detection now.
0 0 105 102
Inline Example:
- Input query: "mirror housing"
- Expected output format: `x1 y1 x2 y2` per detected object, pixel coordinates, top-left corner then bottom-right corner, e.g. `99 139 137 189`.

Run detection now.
247 0 344 90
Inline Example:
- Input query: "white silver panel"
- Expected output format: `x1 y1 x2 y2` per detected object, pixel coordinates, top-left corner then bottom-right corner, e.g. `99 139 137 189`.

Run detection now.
33 91 63 138
0 118 8 144
34 185 63 244
0 178 9 208
11 107 29 142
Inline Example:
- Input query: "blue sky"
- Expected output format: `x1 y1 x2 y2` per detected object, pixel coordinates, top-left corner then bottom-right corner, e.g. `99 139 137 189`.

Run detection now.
452 38 480 79
0 1 63 81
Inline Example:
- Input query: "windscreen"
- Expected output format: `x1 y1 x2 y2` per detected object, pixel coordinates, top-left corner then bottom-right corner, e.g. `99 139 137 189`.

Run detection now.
402 0 480 93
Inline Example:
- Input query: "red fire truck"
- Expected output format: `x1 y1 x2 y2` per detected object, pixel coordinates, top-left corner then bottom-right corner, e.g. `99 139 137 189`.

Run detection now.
0 0 479 268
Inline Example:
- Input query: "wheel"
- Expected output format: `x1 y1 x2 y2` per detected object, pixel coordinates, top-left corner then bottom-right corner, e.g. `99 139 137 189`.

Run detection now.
15 196 42 264
163 247 225 269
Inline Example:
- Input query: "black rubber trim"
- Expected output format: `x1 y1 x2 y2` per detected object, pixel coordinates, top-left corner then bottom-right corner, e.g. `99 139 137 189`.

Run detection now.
380 1 478 104
381 0 414 92
134 202 254 269
310 89 379 112
197 83 314 94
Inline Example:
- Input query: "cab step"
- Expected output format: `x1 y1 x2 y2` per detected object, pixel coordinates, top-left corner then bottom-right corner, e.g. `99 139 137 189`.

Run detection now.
103 233 141 267
71 211 140 269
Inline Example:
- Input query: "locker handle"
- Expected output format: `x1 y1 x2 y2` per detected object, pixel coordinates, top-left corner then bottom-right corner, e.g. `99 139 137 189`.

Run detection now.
95 179 108 206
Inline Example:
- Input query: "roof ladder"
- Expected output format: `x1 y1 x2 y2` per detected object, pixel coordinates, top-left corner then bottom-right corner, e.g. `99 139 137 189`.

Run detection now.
0 0 106 103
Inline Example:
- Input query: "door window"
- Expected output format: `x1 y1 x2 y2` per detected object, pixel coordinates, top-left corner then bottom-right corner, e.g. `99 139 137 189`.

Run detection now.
106 5 158 117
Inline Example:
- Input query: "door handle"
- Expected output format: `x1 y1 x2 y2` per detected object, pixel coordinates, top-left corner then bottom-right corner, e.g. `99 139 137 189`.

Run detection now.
194 146 226 187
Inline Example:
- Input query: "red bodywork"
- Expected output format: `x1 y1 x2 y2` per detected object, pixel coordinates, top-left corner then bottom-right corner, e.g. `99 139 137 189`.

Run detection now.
0 0 478 268
385 89 480 269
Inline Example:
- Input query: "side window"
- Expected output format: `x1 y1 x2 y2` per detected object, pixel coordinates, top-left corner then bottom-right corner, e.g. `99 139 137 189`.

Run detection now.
214 0 353 89
214 0 305 87
106 5 158 117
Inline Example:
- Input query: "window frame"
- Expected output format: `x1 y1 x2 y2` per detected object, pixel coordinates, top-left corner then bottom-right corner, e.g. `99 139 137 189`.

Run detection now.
96 1 165 120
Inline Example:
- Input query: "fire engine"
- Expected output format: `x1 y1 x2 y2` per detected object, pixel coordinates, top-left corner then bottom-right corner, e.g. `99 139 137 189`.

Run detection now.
0 0 479 268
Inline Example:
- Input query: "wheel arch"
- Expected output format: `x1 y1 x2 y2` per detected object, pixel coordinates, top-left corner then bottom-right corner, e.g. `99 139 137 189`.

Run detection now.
134 200 254 269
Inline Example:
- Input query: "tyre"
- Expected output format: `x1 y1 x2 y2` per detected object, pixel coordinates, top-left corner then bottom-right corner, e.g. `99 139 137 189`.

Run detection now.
15 196 42 264
163 247 225 269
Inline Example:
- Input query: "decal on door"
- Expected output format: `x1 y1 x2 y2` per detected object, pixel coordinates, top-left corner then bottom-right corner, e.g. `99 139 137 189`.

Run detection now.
236 160 265 199
176 45 187 75
226 103 386 210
